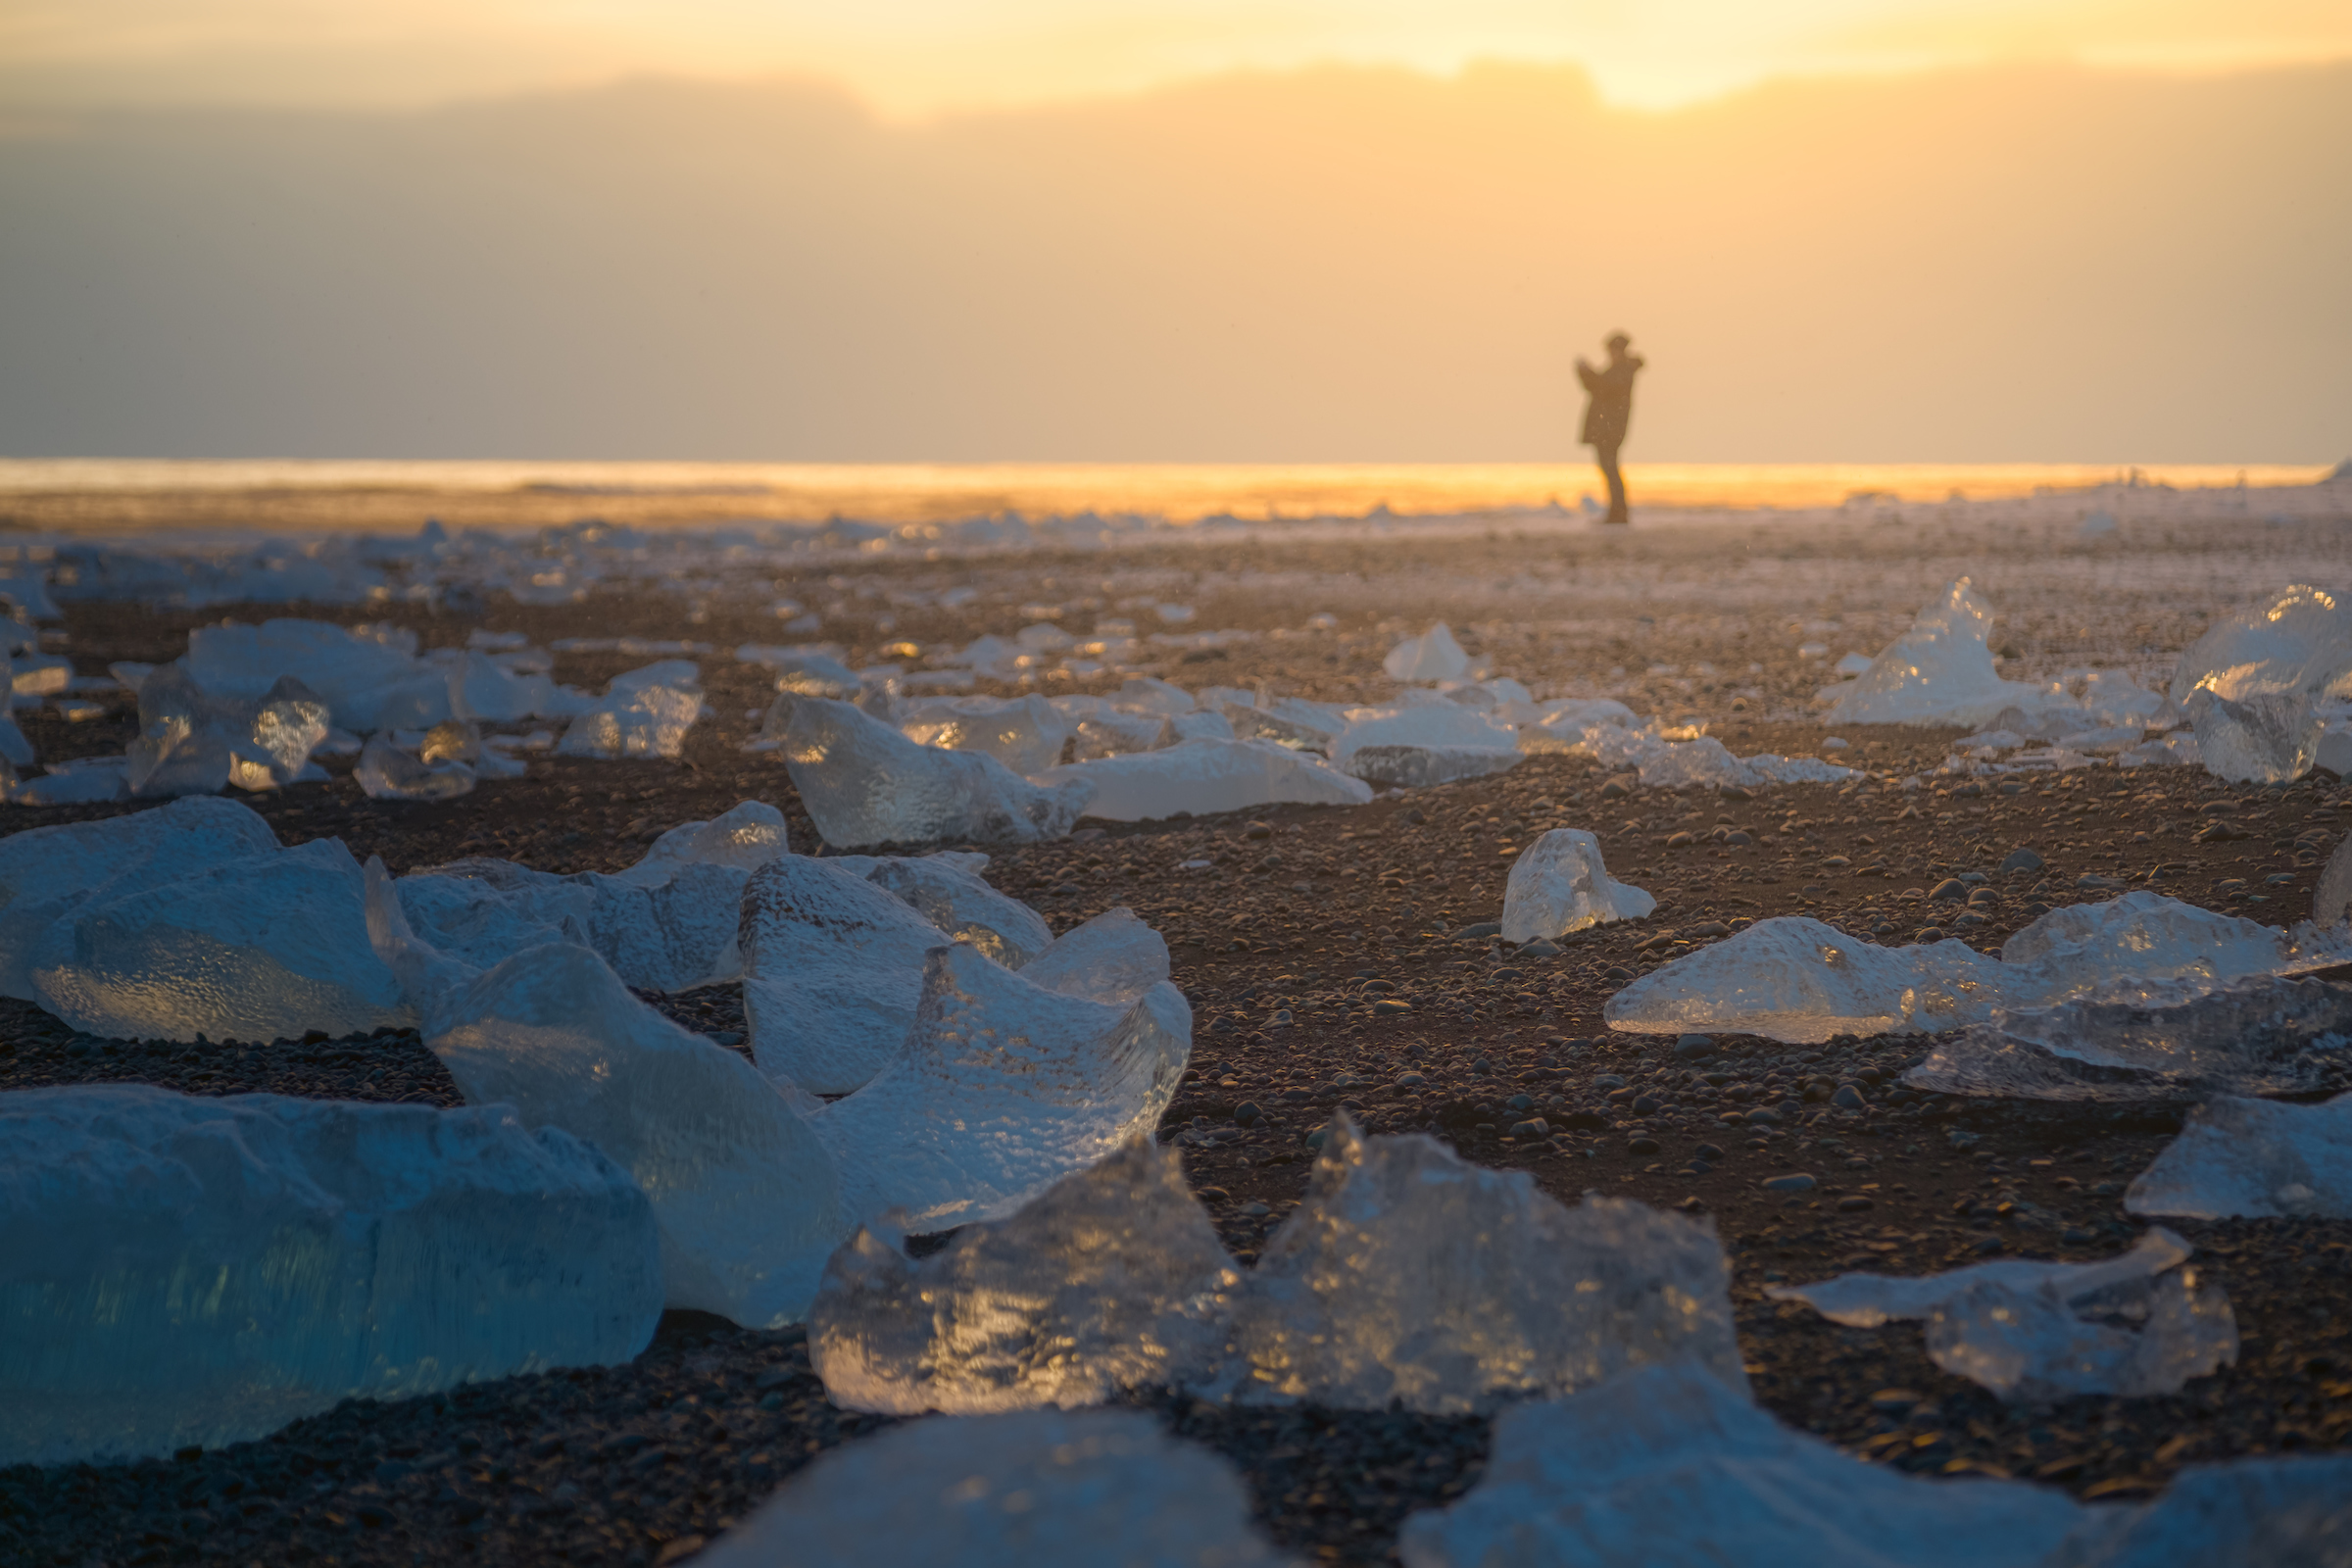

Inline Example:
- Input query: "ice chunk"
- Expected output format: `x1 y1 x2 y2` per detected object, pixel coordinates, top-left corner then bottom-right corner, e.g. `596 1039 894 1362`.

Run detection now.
356 729 476 800
1396 1364 2088 1568
1384 622 1470 682
2116 729 2202 769
780 696 1094 848
0 1085 661 1467
809 1140 1237 1414
1516 697 1641 755
2185 688 2321 783
185 617 442 731
609 798 791 886
125 663 330 798
558 660 703 758
1015 906 1170 1004
4 756 131 806
1112 675 1196 716
1904 976 2352 1102
2169 583 2352 704
29 836 414 1044
694 1409 1293 1568
1826 578 2050 727
1331 699 1522 787
2318 831 2352 929
764 649 864 697
1226 695 1351 751
2124 1093 2352 1219
1055 697 1174 759
807 940 1192 1230
0 711 31 769
1833 651 1876 676
2034 1453 2352 1568
1168 708 1235 742
1037 737 1373 820
1499 829 1655 943
863 853 1051 966
899 692 1073 774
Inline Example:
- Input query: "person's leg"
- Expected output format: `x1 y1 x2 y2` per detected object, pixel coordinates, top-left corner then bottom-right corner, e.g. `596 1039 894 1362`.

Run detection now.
1597 442 1629 524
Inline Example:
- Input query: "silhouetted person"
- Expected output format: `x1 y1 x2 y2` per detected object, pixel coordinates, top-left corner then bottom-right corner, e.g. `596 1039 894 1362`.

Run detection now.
1577 331 1643 525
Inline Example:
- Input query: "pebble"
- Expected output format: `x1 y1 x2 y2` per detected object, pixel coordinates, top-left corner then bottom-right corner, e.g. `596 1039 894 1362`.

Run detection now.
1627 1136 1660 1155
1837 1195 1874 1212
1452 921 1501 939
1760 1173 1817 1193
1673 1034 1718 1059
1831 1084 1869 1111
1519 938 1562 957
1929 877 1967 902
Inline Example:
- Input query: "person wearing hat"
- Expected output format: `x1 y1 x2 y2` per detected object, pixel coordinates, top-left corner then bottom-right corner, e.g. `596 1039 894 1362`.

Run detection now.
1576 331 1643 525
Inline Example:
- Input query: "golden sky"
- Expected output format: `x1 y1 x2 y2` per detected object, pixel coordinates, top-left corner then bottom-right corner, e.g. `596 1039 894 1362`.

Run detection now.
5 0 2350 112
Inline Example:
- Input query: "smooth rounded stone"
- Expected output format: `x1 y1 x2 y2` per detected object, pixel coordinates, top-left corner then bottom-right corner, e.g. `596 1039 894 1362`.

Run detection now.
1761 1173 1817 1193
695 1408 1293 1568
1454 921 1502 940
782 696 1095 848
1498 829 1655 944
1930 878 1969 902
2000 848 2046 874
1673 1034 1718 1059
0 1084 662 1468
1832 1084 1870 1110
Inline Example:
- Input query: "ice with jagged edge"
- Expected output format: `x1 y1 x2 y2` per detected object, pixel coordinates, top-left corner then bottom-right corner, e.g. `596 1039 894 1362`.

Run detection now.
356 728 476 800
1054 694 1175 759
397 801 790 991
558 659 704 759
812 1115 1740 1417
186 617 454 731
1226 694 1354 752
899 692 1073 774
780 696 1094 848
1905 975 2352 1102
2168 583 2352 705
694 1408 1296 1568
1037 736 1374 819
1329 694 1522 786
850 851 1052 965
1825 577 2055 727
0 1084 661 1468
1605 892 2352 1045
1396 1362 2352 1568
1384 622 1471 682
1579 722 1857 789
1514 698 1639 755
26 829 414 1045
124 662 330 798
1768 1228 2236 1400
2186 688 2323 783
2124 1092 2352 1219
1499 829 1655 943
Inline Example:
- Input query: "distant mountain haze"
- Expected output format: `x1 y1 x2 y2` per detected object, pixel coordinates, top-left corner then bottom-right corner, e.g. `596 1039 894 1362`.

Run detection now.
0 61 2345 462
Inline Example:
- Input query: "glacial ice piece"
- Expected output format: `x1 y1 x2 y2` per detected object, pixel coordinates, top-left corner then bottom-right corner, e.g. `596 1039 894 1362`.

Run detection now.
2124 1093 2352 1219
3 756 131 806
558 660 704 758
1499 829 1654 943
29 836 414 1044
862 854 1051 966
1168 709 1235 742
1015 906 1171 1003
1058 701 1174 759
1606 893 2352 1045
611 798 791 885
1768 1229 2236 1400
781 697 1094 848
0 1084 662 1468
808 939 1193 1230
2319 832 2352 929
125 663 330 798
1200 1120 1745 1413
694 1409 1293 1568
1570 723 1855 790
185 617 443 731
2185 689 2321 783
1226 694 1353 752
0 711 31 768
1826 578 2050 727
1384 622 1471 682
444 649 557 721
900 693 1073 775
755 648 862 698
1037 737 1373 820
1515 698 1639 755
355 729 476 800
809 1141 1239 1414
2169 583 2352 704
1904 976 2352 1103
1331 698 1522 787
2034 1453 2352 1568
1113 675 1196 716
1395 1363 2089 1568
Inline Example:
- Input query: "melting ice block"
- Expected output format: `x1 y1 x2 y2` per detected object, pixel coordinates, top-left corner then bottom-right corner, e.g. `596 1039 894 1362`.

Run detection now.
860 853 1051 965
1826 578 2050 727
1572 722 1855 789
356 729 475 800
1037 737 1373 820
0 1085 662 1468
1227 694 1353 752
1904 976 2352 1102
694 1409 1294 1568
2124 1093 2352 1219
1331 699 1522 787
28 835 414 1044
185 617 444 731
1768 1229 2235 1400
900 693 1073 775
1384 622 1470 682
2168 583 2352 705
782 697 1093 848
810 1140 1238 1414
558 660 704 759
1514 699 1639 756
1499 829 1654 943
2186 689 2321 784
125 663 330 798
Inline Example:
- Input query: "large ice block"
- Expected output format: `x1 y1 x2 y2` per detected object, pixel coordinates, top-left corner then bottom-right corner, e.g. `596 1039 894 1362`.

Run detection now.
900 693 1073 774
781 696 1094 848
2124 1093 2352 1219
2185 689 2321 784
1384 622 1470 682
1768 1229 2235 1400
1826 578 2051 727
28 835 414 1044
1015 905 1171 1003
1499 829 1654 943
1227 694 1353 752
558 660 703 758
2035 1453 2352 1568
126 663 330 798
1904 976 2352 1102
809 1140 1238 1414
694 1409 1294 1568
861 853 1051 965
1037 737 1374 820
1331 699 1522 787
2168 583 2352 704
185 617 443 731
0 1084 662 1468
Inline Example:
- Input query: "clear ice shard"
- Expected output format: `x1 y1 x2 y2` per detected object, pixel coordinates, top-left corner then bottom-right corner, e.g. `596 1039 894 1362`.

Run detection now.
1384 621 1470 682
1903 975 2352 1102
0 1084 662 1468
807 939 1192 1230
0 795 281 999
2168 583 2352 704
185 617 443 731
808 1140 1239 1414
355 729 476 800
780 696 1094 848
1227 694 1353 751
2123 1092 2352 1219
693 1408 1295 1568
2185 688 2321 783
1330 699 1523 787
2032 1453 2352 1568
1036 737 1374 819
1498 829 1654 943
125 662 331 798
899 693 1073 774
28 835 414 1044
1825 578 2051 727
1057 699 1174 759
558 660 704 759
1395 1363 2089 1568
1571 722 1855 789
1605 893 2352 1045
858 853 1052 965
1767 1229 2236 1400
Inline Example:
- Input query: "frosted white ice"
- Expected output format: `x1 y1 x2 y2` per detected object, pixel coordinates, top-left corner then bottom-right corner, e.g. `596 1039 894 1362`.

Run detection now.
558 660 703 758
781 696 1094 848
900 693 1072 774
0 1085 661 1467
1499 829 1655 943
2168 583 2352 704
1038 737 1373 820
1330 698 1522 787
1768 1229 2236 1399
693 1409 1294 1568
2124 1092 2352 1219
1385 622 1470 682
1826 578 2051 727
2186 689 2321 783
